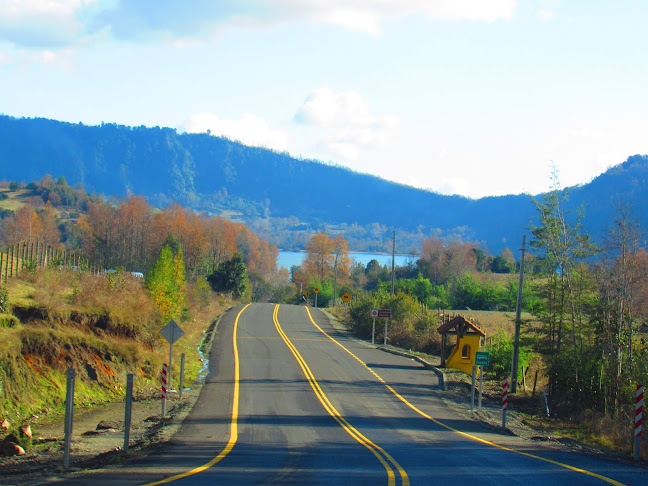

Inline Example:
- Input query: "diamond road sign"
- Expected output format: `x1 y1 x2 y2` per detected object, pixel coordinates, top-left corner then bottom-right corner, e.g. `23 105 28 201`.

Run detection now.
160 319 184 345
475 351 490 366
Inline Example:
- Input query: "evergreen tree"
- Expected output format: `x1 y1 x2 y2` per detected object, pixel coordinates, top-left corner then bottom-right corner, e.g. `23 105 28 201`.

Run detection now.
207 252 249 298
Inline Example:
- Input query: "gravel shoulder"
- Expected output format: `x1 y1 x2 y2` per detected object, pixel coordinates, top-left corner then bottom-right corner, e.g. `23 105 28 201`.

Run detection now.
0 384 203 485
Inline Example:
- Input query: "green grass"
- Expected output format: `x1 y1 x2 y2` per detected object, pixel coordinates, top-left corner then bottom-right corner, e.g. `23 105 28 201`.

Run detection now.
0 189 39 212
0 268 232 422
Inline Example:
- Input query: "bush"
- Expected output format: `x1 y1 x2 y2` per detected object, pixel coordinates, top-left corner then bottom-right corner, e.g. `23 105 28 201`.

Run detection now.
485 331 533 379
0 286 7 313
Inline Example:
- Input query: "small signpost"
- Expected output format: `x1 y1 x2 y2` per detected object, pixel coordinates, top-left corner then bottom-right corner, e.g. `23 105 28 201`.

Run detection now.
474 352 489 410
370 309 378 344
369 309 392 345
313 286 320 308
160 319 184 415
341 292 351 323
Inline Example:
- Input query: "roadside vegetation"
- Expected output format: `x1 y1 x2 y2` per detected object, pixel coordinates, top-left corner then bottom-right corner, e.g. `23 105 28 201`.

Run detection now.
0 177 289 437
290 175 648 458
1 174 647 459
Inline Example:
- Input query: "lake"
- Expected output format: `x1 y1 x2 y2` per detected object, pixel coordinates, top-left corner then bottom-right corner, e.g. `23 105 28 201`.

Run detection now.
278 251 417 269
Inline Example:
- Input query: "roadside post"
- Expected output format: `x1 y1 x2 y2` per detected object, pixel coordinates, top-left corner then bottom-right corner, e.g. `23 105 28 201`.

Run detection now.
370 309 378 345
160 319 185 401
378 309 392 345
63 368 75 469
471 366 477 412
124 373 133 452
341 293 351 325
179 353 186 400
502 376 509 429
475 352 490 411
313 286 320 308
636 384 644 461
161 363 168 416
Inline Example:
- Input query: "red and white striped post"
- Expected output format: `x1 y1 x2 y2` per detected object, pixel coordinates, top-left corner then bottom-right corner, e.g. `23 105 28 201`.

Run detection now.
635 384 643 461
502 376 509 429
161 363 168 417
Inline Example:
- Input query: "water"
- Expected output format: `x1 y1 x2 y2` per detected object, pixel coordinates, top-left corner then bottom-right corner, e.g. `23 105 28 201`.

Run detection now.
278 251 416 270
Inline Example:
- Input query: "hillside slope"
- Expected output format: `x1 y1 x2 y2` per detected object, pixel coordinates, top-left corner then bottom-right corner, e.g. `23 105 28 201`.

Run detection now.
1 115 646 252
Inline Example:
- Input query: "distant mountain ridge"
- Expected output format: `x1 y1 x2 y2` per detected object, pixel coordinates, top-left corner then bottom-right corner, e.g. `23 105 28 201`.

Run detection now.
1 115 646 253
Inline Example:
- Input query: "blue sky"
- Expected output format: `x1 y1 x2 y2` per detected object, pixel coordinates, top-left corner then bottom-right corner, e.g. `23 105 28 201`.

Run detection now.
1 1 647 198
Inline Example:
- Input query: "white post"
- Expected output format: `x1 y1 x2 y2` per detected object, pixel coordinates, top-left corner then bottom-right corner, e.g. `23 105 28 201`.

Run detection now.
179 353 185 400
372 317 376 345
383 318 389 345
63 368 75 469
471 366 476 412
635 384 643 461
124 374 133 452
478 366 484 410
502 377 509 429
161 363 168 416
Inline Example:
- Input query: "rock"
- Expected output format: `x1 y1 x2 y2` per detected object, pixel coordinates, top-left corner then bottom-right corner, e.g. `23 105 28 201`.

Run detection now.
0 418 9 432
1 438 25 456
19 423 32 439
96 420 121 431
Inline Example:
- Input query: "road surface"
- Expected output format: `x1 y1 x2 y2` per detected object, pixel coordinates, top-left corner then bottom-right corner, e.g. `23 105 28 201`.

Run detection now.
73 303 647 485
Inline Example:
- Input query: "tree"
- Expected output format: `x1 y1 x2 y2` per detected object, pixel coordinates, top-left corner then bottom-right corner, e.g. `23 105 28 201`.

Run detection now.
207 252 249 298
8 181 19 191
491 249 515 273
529 171 597 404
146 244 187 320
303 233 335 281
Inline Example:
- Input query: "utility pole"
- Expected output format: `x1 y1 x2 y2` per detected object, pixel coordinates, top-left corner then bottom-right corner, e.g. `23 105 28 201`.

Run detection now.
333 253 338 306
391 231 396 295
511 235 526 393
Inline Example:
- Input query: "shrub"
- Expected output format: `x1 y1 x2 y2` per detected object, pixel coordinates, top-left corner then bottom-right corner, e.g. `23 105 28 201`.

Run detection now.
0 286 7 313
485 330 533 379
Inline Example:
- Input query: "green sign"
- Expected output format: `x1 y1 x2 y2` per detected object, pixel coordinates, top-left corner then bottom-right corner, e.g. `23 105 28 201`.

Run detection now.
475 351 490 366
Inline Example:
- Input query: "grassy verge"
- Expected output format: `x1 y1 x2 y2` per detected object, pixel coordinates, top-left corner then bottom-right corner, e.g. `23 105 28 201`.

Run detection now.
0 269 231 425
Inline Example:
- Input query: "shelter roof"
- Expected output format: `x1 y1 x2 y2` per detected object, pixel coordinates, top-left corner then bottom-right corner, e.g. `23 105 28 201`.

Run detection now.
437 315 486 337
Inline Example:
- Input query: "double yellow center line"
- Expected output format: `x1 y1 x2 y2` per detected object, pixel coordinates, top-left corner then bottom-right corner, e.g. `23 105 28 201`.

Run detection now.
272 304 409 486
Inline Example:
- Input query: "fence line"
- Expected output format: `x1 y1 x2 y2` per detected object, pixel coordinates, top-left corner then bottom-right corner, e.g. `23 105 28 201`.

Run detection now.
0 240 99 283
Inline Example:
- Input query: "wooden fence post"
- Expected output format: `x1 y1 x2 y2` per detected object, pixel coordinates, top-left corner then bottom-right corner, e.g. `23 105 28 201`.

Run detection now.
8 245 13 278
0 252 4 282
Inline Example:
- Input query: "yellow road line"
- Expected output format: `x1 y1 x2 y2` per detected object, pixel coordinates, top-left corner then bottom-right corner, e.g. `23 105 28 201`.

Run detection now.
273 304 408 486
304 307 625 486
239 336 332 342
143 303 251 486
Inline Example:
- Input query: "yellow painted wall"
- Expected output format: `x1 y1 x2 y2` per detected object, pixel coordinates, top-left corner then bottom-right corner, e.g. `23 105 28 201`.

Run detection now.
445 335 482 374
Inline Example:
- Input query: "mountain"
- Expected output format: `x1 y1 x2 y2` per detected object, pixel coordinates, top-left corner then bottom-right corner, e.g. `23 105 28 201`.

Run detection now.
1 115 646 254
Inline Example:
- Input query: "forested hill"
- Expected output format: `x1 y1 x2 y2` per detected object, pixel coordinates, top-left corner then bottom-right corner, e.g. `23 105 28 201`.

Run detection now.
1 115 646 253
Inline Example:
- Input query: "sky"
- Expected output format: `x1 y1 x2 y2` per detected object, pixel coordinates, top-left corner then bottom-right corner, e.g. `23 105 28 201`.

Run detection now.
1 1 647 199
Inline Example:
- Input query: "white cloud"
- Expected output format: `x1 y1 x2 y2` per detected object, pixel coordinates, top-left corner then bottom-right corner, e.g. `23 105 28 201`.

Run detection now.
537 9 556 21
0 0 97 47
296 88 400 161
182 112 289 152
432 177 472 197
0 47 13 65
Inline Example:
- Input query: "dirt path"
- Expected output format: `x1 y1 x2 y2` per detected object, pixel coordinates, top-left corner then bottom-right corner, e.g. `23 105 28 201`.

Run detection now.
0 386 202 485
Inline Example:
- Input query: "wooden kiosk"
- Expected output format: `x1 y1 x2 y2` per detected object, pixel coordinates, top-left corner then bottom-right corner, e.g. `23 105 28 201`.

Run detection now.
437 314 486 374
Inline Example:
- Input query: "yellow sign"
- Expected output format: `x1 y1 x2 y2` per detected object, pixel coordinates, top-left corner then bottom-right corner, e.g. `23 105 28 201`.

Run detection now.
313 287 320 294
341 292 351 303
304 291 310 298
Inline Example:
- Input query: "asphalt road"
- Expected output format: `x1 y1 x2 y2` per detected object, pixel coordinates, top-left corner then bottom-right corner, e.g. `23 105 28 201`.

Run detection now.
73 303 647 485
